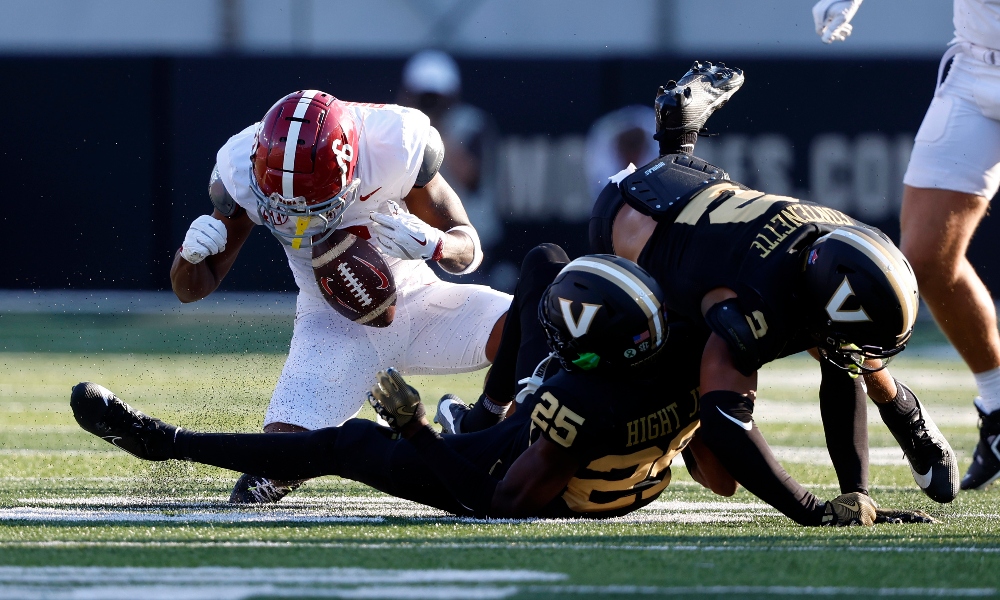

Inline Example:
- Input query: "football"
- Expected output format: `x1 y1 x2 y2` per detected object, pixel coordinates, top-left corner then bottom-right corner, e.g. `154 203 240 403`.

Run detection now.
312 228 396 327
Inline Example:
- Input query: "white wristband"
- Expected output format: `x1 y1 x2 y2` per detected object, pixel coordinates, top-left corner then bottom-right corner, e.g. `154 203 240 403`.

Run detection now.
447 225 483 275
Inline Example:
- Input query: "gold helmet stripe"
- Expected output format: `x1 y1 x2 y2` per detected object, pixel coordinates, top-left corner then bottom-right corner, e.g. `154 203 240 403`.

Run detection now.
825 228 919 338
559 257 665 346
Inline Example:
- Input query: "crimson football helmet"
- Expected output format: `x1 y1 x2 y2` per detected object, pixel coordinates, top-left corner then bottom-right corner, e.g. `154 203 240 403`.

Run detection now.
803 225 919 374
250 90 361 248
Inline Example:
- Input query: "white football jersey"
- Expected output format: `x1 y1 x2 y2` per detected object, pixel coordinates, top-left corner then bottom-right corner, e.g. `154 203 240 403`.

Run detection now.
954 0 1000 50
216 103 432 301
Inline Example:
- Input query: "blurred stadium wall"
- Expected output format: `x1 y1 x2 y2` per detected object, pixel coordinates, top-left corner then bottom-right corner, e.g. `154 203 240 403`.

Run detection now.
3 0 983 296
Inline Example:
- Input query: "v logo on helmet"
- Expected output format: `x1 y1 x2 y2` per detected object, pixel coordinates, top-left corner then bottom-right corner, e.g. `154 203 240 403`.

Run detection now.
558 298 601 338
825 277 871 323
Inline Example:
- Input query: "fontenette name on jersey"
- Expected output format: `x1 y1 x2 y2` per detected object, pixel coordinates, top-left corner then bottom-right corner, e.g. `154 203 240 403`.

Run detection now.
751 202 854 259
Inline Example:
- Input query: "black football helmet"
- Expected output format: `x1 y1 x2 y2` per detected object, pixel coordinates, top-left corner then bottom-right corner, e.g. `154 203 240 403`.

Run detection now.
802 225 919 374
539 255 667 371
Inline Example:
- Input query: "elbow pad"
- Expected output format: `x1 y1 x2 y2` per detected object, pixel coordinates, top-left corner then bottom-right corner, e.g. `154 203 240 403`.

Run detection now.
414 126 445 188
208 164 241 217
704 298 762 377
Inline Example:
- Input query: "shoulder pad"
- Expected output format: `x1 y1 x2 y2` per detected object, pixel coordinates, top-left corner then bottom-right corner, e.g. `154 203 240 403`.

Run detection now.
414 126 445 188
588 181 626 254
620 154 735 222
704 298 762 377
208 164 240 217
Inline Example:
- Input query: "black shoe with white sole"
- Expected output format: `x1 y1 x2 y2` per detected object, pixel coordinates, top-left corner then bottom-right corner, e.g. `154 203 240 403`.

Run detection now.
434 394 471 435
961 401 1000 491
70 381 178 461
654 60 744 153
879 382 958 503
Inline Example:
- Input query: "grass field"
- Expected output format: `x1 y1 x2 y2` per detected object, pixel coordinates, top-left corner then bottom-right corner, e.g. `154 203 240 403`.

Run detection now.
1 313 999 598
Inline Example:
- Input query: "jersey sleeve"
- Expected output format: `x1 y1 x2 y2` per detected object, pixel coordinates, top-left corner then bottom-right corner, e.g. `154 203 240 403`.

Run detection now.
352 104 431 200
527 378 613 462
731 224 824 366
215 123 264 226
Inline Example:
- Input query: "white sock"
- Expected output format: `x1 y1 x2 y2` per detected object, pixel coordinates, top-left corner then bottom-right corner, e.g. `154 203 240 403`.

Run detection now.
974 367 1000 414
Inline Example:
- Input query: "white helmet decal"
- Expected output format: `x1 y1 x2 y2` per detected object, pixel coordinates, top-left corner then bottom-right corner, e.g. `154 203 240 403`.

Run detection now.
825 277 872 323
558 298 601 338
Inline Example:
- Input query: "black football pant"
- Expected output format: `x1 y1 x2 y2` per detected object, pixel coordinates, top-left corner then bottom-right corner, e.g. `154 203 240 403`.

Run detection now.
174 413 527 516
482 243 569 403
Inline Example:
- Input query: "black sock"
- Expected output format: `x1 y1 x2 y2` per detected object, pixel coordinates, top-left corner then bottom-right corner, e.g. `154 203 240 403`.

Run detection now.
878 380 918 419
819 360 869 495
462 394 505 433
173 428 340 481
656 130 700 156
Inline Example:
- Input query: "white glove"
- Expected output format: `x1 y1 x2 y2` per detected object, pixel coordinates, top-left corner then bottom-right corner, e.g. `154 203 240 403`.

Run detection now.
812 0 863 44
180 215 227 264
369 202 445 261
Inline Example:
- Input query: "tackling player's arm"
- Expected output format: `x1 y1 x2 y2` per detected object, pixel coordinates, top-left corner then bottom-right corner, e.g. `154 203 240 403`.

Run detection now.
697 288 834 525
170 208 255 302
682 432 738 496
400 412 579 518
490 436 581 517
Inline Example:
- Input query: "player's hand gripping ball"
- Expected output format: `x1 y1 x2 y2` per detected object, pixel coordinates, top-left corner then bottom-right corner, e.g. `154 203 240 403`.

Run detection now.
312 229 396 327
367 368 426 431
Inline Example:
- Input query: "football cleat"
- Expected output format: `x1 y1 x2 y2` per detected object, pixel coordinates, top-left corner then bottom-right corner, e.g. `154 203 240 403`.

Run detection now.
960 400 1000 490
70 382 178 461
229 474 302 504
434 394 471 435
654 61 744 144
880 383 959 503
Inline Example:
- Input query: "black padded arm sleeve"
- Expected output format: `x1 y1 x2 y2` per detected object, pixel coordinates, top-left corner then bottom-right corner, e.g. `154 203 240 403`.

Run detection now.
413 126 445 188
699 390 825 526
408 426 499 517
704 299 762 377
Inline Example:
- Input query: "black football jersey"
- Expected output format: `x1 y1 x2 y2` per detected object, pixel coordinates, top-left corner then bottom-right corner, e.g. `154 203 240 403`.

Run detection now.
515 324 706 518
636 181 861 368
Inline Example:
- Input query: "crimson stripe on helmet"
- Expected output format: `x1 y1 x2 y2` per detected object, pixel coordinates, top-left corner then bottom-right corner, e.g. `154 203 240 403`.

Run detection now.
281 90 319 199
826 228 919 338
559 257 664 346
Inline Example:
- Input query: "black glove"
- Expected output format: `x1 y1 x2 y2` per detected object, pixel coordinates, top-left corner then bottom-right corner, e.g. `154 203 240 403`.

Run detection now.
821 492 877 526
367 368 426 431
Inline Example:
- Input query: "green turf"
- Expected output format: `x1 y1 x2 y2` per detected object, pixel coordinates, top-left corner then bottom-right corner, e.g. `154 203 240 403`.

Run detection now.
0 315 997 598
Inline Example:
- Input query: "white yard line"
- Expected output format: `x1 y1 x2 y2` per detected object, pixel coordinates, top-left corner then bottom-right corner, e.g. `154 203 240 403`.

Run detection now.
531 585 997 597
3 540 1000 555
0 507 383 524
0 567 987 599
752 400 978 427
0 566 565 600
0 446 926 465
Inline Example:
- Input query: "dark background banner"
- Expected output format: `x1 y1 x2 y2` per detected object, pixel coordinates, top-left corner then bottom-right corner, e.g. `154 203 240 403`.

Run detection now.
5 56 987 293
